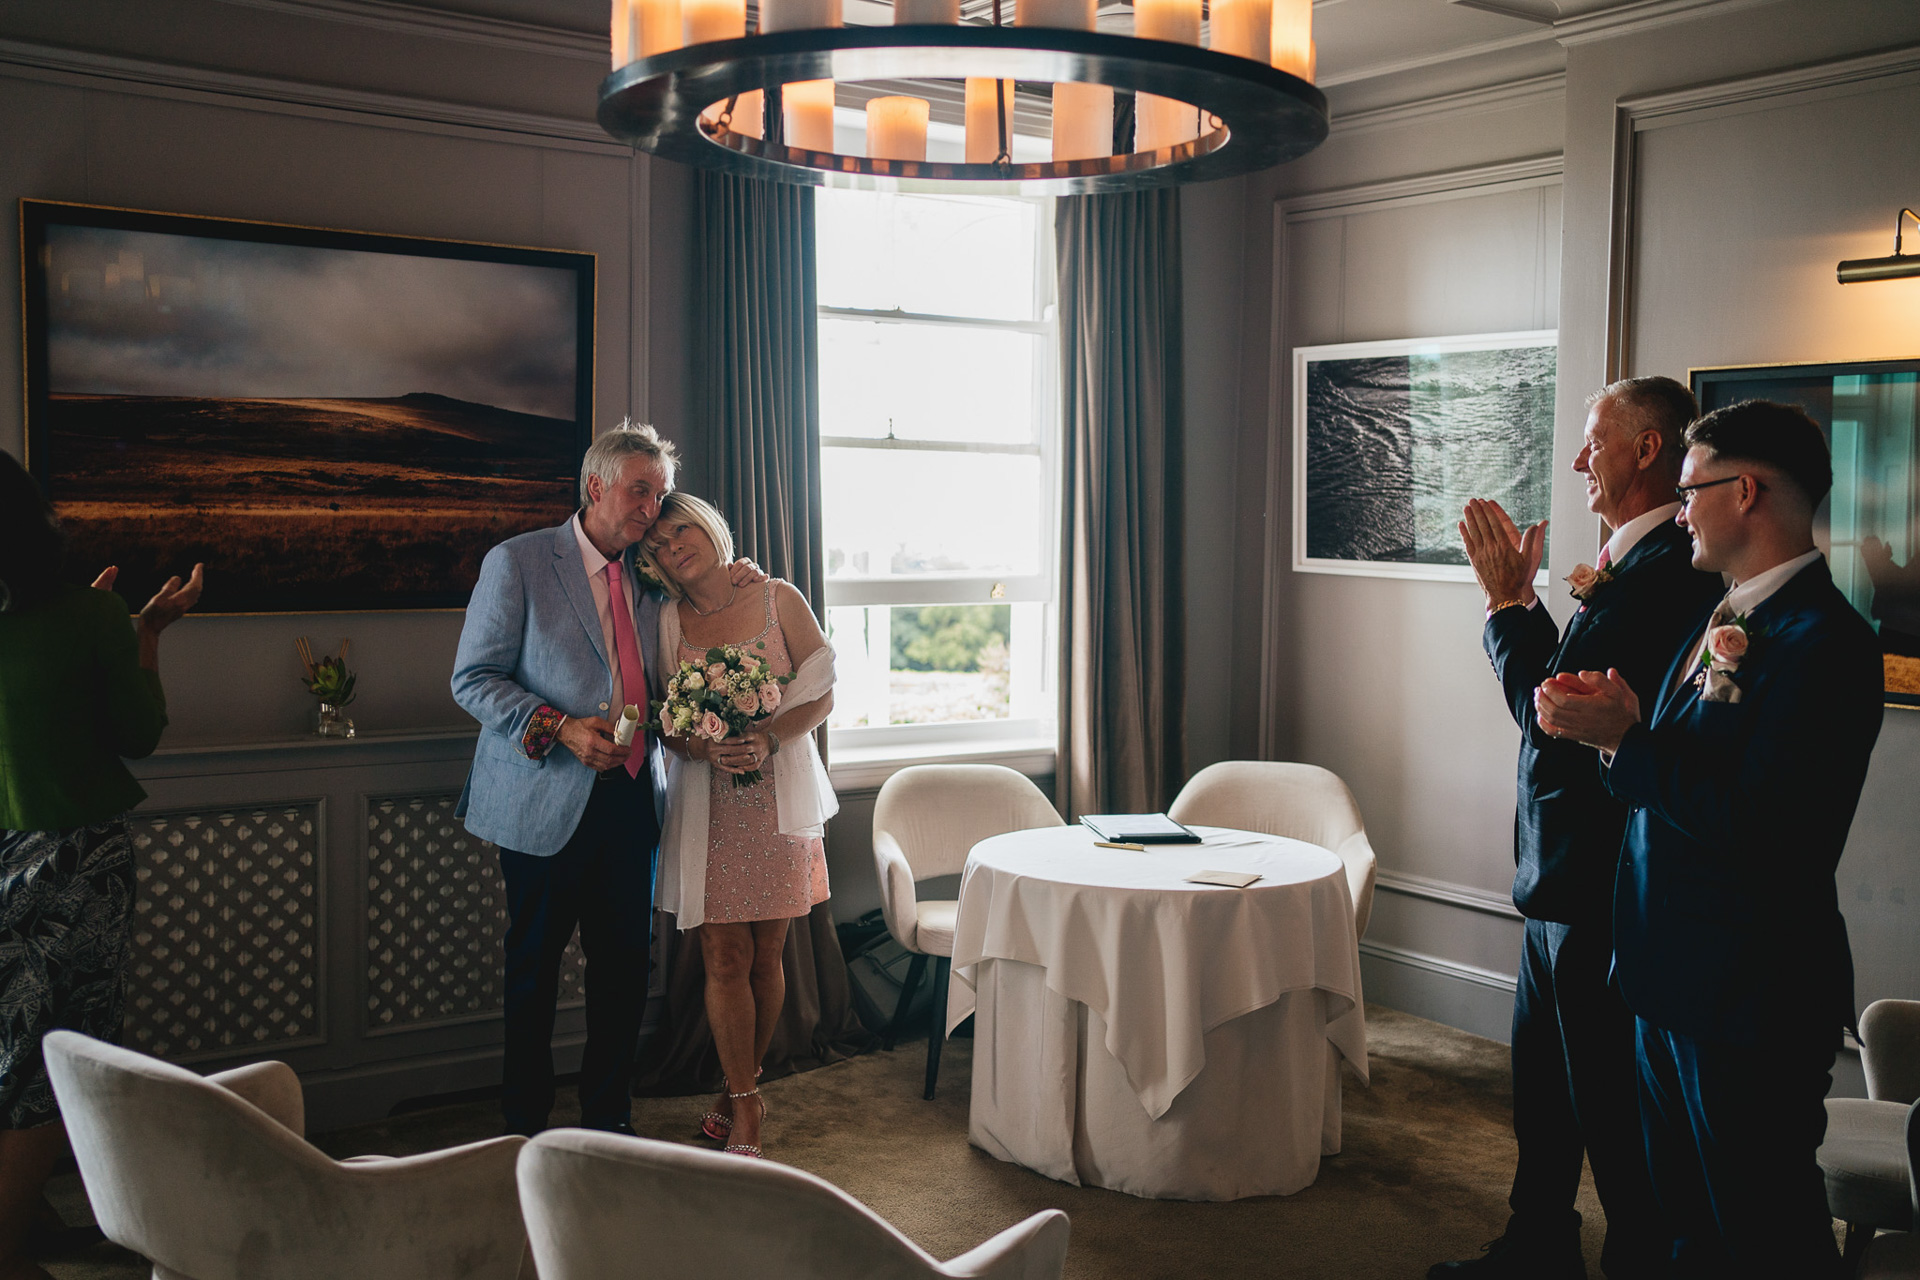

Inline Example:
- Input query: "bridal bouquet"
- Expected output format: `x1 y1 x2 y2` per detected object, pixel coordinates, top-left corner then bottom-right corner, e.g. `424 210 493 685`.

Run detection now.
652 643 792 787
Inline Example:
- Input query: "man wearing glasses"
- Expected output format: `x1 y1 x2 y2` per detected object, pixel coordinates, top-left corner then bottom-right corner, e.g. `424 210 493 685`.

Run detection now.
1436 377 1722 1280
1538 399 1884 1278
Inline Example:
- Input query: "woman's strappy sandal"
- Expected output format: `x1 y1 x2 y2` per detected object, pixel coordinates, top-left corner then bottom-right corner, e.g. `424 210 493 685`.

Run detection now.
722 1088 765 1159
698 1067 760 1142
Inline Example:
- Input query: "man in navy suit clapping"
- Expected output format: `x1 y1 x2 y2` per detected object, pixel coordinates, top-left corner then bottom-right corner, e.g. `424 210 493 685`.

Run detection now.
1538 399 1884 1279
1432 378 1721 1280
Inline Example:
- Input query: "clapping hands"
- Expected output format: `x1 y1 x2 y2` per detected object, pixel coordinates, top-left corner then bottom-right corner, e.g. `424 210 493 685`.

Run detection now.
1534 668 1641 754
1459 499 1545 610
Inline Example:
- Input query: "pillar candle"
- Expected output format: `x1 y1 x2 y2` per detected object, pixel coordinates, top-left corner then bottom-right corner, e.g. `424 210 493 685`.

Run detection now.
1209 0 1269 62
1016 0 1094 29
894 0 959 21
760 0 839 32
683 0 744 45
1133 0 1199 44
1051 81 1112 161
1270 0 1311 79
964 78 1017 163
866 95 930 162
635 0 683 54
1133 92 1197 154
611 0 633 68
784 79 837 152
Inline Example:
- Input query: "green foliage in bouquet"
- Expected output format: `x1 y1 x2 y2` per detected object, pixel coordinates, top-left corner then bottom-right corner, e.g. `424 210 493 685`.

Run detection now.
297 637 357 707
650 640 795 787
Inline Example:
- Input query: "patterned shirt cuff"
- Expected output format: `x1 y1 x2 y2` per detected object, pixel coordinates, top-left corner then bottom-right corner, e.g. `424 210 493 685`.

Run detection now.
523 706 565 759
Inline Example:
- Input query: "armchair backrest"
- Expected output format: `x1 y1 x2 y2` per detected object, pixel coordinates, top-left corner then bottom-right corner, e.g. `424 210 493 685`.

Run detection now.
519 1130 946 1280
1862 999 1920 1105
873 764 1064 882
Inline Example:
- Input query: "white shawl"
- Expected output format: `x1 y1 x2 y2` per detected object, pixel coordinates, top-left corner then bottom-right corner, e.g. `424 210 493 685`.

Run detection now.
655 598 839 932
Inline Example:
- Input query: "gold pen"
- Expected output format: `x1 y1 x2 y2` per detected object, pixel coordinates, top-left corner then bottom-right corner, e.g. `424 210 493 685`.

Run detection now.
1094 840 1147 851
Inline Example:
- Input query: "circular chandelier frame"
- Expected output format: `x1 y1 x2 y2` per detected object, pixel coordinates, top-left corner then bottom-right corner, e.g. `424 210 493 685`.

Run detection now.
597 25 1329 193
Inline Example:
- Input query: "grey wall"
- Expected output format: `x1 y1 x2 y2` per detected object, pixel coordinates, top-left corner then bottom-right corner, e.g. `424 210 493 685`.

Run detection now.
0 2 669 747
1209 0 1920 1047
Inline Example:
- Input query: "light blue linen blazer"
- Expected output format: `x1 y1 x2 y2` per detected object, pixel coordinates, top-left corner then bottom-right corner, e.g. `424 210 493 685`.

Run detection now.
451 519 668 856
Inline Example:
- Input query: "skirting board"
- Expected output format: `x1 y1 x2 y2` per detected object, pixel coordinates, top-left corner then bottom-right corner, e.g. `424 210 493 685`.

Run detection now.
1358 939 1518 1044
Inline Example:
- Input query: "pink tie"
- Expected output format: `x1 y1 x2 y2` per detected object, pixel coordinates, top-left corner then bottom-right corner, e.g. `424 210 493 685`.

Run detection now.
1596 544 1612 572
604 561 646 778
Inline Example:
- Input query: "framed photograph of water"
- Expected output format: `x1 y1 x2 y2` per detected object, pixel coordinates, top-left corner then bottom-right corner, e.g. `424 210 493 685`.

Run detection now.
1292 330 1558 581
1692 359 1920 709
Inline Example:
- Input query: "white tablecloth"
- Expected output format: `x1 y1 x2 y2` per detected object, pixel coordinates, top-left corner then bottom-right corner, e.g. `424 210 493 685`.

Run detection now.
947 824 1368 1200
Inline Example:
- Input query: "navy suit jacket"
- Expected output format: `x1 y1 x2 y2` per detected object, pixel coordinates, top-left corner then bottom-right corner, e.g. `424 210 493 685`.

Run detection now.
1484 520 1723 927
1605 558 1884 1043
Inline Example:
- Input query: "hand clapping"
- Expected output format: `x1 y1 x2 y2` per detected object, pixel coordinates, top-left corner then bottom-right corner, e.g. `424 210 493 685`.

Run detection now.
1458 499 1545 610
1534 668 1642 755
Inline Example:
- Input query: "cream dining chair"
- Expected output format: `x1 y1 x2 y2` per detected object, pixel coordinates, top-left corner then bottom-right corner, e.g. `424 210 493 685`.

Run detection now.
871 763 1065 1099
45 1030 530 1280
1823 998 1920 1270
1167 760 1378 938
518 1128 1070 1280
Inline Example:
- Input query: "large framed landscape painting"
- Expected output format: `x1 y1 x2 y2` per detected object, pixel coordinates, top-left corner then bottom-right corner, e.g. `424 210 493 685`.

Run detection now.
1693 359 1920 709
20 200 594 614
1293 330 1557 582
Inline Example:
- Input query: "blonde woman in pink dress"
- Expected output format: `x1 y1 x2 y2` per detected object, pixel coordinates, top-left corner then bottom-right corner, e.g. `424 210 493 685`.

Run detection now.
639 493 836 1160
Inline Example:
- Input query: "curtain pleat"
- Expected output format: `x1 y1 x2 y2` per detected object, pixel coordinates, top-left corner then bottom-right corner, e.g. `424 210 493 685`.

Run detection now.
1054 189 1187 818
634 171 868 1097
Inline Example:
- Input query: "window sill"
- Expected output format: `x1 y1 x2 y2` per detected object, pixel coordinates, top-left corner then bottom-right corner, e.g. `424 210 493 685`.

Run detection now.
828 735 1056 793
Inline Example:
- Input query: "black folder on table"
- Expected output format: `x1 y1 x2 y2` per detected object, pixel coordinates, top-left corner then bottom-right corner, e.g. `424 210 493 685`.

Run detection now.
1080 813 1203 844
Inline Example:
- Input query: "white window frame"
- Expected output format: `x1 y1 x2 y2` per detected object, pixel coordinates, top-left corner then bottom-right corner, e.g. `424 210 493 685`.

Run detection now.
816 193 1060 777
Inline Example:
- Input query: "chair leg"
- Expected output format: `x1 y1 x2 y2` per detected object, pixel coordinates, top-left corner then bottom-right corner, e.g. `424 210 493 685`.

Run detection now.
924 955 950 1101
883 953 928 1052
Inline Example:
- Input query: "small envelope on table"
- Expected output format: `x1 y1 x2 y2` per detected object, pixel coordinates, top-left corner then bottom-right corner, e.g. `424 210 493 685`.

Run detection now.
1185 870 1262 888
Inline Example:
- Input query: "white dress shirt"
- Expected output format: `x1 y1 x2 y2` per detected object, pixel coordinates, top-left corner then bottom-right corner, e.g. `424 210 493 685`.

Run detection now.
1604 501 1683 566
571 512 644 715
1685 547 1825 671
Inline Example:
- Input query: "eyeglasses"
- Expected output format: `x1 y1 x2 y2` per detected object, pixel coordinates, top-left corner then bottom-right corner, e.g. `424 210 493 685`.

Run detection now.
1675 474 1763 507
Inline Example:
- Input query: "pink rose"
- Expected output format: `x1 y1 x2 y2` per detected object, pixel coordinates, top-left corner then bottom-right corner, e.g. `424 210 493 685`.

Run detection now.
1707 624 1749 665
698 710 726 740
732 689 758 715
706 662 728 682
1565 564 1599 593
758 682 782 713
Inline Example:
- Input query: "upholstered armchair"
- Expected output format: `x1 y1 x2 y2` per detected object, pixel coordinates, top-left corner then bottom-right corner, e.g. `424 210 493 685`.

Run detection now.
45 1030 530 1280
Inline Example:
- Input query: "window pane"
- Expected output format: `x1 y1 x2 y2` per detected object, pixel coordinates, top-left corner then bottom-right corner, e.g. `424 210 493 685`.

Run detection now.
824 449 1043 578
827 605 1013 727
816 190 1039 321
819 320 1037 444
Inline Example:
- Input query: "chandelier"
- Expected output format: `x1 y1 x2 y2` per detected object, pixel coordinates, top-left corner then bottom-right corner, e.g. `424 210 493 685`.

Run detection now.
597 0 1327 192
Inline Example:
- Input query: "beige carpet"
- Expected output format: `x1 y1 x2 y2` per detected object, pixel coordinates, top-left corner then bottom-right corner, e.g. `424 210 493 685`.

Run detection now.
41 1006 1611 1279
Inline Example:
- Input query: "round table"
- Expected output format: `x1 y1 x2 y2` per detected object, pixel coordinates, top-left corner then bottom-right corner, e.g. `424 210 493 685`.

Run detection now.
946 824 1368 1201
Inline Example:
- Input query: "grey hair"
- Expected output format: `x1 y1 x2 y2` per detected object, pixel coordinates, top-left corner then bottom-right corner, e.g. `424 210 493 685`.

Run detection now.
1585 376 1699 481
579 419 680 507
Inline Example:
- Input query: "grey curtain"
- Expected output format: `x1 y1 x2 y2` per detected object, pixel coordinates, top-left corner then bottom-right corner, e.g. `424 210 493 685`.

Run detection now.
1054 190 1187 818
634 171 868 1096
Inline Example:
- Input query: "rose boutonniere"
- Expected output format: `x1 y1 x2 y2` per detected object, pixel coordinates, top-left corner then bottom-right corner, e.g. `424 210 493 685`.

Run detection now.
1693 612 1754 702
1565 563 1614 603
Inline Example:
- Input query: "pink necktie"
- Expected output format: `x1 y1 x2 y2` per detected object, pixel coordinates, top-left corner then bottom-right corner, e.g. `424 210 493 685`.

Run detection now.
1596 544 1612 572
604 561 646 778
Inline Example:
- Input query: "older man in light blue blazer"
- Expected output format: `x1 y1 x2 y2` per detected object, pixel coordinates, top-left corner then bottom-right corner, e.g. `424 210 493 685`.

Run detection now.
452 422 754 1136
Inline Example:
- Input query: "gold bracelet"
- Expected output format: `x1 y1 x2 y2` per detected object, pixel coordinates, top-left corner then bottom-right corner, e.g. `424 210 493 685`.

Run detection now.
1487 597 1529 614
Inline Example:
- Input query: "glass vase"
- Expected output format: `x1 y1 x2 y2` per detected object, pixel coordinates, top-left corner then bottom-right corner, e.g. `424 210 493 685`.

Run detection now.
314 702 356 739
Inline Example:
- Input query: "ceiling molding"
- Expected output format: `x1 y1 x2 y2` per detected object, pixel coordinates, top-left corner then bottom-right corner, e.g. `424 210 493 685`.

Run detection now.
1315 25 1557 88
0 36 628 153
1329 70 1563 135
212 0 608 60
1616 38 1920 127
1553 0 1787 46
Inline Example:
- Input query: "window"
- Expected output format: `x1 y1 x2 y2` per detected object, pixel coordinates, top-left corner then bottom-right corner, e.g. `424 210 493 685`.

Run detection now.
814 189 1059 760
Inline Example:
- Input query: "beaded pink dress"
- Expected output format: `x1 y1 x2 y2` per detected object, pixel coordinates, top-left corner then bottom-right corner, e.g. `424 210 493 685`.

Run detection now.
685 584 830 924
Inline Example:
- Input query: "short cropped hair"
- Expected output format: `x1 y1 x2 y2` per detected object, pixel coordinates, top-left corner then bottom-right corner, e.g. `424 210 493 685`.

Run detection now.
635 491 736 599
1587 375 1698 480
1684 399 1833 507
579 419 679 507
0 450 66 613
